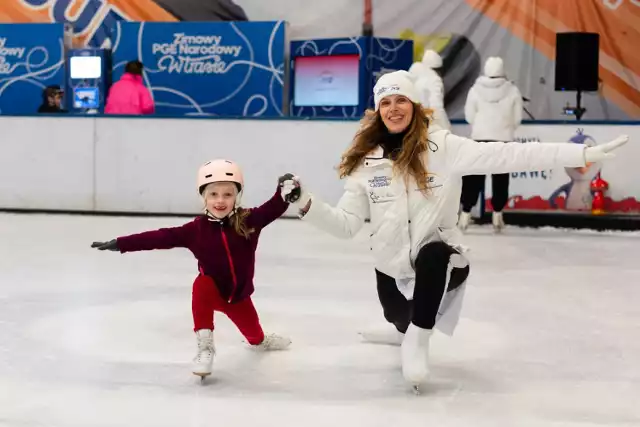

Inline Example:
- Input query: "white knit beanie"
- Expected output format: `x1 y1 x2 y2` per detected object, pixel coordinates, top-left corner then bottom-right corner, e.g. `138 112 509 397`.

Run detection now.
422 49 443 69
408 62 427 82
373 70 419 110
484 56 505 78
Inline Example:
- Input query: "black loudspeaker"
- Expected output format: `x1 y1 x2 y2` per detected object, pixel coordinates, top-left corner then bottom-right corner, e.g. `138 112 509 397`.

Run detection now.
554 32 600 92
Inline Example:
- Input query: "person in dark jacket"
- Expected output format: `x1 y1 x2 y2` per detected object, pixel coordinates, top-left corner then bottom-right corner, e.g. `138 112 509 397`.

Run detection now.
37 85 67 113
91 159 295 381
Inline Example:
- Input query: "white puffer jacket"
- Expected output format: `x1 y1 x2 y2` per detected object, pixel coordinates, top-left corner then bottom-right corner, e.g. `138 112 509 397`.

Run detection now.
465 76 523 141
302 127 586 298
414 69 451 131
409 62 451 131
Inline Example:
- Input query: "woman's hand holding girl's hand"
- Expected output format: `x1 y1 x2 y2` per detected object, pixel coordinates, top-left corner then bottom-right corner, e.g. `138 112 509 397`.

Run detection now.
278 174 312 211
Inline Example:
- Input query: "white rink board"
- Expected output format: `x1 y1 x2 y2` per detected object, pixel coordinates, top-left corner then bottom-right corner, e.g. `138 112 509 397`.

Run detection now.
0 116 638 216
452 123 640 214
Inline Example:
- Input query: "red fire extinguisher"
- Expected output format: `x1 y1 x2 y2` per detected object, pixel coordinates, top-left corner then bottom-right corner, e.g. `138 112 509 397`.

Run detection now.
590 173 609 215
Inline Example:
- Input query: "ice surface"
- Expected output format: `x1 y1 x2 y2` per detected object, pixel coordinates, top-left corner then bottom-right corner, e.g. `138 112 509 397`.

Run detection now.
0 213 639 427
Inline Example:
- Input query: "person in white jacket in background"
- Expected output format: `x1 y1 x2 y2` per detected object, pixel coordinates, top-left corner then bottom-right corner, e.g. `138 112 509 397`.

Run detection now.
408 49 452 131
279 70 627 392
459 56 524 231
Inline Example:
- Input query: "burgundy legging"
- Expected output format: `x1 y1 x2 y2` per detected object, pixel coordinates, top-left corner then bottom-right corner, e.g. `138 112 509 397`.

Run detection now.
192 274 265 345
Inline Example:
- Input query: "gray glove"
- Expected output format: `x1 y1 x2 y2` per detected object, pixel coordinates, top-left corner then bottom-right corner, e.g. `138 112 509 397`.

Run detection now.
91 239 119 251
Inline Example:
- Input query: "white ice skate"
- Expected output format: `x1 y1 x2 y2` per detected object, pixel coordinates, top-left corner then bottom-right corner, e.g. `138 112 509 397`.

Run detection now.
250 333 291 351
457 211 471 232
192 329 215 383
492 211 505 233
401 324 433 394
359 326 404 346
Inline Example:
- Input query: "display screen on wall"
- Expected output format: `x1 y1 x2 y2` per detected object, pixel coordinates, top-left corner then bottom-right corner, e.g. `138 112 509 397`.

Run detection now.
70 56 102 79
293 54 360 107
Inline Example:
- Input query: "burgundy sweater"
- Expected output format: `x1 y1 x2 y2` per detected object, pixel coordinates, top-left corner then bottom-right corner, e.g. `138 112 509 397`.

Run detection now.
117 187 289 303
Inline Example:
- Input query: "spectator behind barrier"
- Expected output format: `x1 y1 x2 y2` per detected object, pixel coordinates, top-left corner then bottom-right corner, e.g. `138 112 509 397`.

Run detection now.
37 85 67 113
105 60 155 115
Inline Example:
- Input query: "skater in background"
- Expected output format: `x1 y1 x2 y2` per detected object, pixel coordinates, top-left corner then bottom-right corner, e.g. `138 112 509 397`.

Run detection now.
279 70 628 391
91 159 294 380
408 49 451 131
459 56 523 231
105 60 155 116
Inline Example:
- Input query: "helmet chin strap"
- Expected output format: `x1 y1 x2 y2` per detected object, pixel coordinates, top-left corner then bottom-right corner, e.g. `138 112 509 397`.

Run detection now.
205 208 235 222
203 190 242 222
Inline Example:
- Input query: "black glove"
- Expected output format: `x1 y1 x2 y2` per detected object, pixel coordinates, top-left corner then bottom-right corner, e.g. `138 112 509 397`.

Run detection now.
278 173 301 203
91 239 119 251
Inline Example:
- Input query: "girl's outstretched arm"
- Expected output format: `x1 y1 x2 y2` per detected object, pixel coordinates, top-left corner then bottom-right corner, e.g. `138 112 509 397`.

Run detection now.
92 219 198 253
246 182 290 230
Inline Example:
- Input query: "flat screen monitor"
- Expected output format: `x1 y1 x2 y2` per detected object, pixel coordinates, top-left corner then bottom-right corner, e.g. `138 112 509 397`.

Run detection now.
70 56 102 79
293 54 360 107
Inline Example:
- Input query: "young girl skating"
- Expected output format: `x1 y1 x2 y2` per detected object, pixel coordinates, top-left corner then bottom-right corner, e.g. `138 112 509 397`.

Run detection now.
91 159 298 381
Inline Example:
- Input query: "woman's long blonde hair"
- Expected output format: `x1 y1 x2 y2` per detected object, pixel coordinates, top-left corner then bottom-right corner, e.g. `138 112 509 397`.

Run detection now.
338 104 434 193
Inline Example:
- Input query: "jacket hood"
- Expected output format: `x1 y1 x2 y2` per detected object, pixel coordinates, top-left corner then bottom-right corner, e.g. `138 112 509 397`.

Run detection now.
121 73 143 83
473 76 512 102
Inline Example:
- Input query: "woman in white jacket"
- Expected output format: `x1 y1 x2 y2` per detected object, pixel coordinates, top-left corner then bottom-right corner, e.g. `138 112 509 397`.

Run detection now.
280 70 627 392
460 56 524 231
408 49 452 131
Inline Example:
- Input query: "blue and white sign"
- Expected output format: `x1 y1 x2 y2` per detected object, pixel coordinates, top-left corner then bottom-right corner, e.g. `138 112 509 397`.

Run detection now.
73 87 99 109
111 21 288 117
0 23 65 115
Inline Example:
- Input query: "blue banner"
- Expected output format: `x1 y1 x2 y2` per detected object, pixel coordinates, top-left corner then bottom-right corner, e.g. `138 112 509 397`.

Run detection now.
111 21 287 117
366 38 415 109
0 23 65 115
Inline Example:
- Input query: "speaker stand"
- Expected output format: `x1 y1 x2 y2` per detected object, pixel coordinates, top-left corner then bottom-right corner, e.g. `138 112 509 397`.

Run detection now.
562 90 587 121
523 105 535 120
575 90 586 121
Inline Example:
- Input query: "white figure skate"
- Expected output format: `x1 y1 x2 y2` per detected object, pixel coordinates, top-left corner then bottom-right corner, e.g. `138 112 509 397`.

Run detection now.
401 324 433 394
492 211 505 233
457 211 471 232
359 326 404 346
192 329 215 383
250 333 291 351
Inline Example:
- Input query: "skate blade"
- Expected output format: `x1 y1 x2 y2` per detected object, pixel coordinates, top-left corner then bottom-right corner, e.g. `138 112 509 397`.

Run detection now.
412 384 421 395
193 372 211 384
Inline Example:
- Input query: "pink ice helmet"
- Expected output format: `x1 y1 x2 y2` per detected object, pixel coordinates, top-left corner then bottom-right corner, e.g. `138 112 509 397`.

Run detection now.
197 159 244 195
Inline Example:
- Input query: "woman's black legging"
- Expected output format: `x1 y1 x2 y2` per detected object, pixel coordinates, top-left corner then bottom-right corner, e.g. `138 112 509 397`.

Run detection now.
376 241 470 332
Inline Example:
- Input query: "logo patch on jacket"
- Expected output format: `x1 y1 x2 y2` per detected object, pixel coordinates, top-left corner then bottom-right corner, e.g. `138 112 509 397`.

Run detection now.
369 175 395 203
368 176 392 188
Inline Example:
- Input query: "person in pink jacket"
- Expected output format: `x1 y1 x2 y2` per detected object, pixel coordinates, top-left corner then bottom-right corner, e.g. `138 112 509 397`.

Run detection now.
105 60 155 115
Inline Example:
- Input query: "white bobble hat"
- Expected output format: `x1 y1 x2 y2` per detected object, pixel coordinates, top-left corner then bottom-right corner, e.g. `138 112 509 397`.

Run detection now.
408 61 427 82
373 70 419 110
484 56 505 78
421 49 443 69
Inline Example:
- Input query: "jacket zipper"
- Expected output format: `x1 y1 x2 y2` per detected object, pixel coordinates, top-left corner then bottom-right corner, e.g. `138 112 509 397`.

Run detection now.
220 227 238 303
